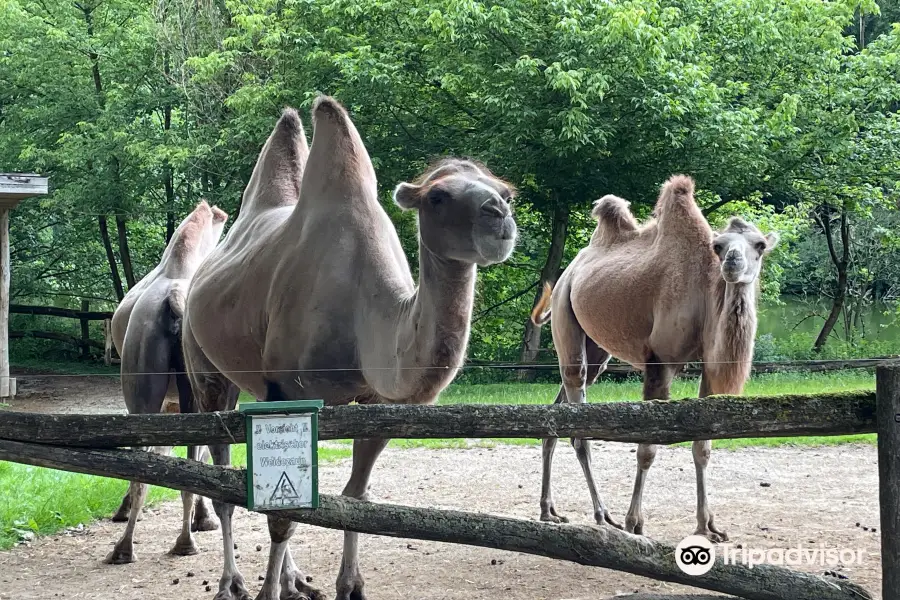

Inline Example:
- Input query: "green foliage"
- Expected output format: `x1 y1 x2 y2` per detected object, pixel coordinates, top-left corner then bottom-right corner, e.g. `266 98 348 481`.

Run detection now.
1 0 899 361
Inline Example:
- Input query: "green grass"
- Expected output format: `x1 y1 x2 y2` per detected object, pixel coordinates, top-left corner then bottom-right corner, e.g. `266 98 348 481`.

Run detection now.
0 444 351 550
291 370 878 452
0 370 875 550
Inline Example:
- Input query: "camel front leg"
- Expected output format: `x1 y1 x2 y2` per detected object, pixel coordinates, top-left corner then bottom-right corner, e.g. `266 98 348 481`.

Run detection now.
255 517 324 600
336 437 390 600
625 359 675 535
693 372 729 542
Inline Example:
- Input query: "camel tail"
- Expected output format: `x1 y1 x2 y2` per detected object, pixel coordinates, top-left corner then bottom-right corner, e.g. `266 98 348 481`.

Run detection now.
530 282 554 326
167 285 186 337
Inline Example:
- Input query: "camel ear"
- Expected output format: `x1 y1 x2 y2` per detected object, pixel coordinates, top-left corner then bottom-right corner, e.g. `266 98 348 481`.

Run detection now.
763 231 780 253
393 182 422 210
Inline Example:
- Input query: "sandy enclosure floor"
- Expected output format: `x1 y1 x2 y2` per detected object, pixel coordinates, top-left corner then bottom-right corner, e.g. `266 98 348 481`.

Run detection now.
0 372 883 599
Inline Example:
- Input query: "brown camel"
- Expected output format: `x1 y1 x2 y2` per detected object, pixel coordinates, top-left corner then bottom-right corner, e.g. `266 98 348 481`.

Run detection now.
105 200 227 564
181 96 517 600
531 175 778 543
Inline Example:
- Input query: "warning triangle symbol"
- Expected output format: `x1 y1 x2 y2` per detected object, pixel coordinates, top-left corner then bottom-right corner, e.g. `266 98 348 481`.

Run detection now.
270 471 301 504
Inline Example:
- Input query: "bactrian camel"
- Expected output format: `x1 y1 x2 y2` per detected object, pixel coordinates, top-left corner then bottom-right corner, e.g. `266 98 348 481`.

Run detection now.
105 200 227 564
531 175 778 542
182 96 517 600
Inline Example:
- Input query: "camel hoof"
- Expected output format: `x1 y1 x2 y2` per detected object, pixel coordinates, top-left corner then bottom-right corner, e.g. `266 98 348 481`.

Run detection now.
595 510 623 530
104 545 136 565
110 511 129 523
169 533 199 556
280 574 326 600
695 528 728 544
540 513 568 524
624 518 644 536
215 575 252 600
192 516 220 532
335 574 366 600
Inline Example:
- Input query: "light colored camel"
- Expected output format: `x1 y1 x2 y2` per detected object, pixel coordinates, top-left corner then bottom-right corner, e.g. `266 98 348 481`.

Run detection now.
531 175 778 542
181 96 517 600
104 200 227 564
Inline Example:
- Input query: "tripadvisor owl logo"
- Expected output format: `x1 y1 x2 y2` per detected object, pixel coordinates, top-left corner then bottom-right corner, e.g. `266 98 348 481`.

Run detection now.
675 535 715 576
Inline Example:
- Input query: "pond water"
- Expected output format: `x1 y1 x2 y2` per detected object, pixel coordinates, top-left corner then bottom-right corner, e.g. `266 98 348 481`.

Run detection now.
757 296 900 345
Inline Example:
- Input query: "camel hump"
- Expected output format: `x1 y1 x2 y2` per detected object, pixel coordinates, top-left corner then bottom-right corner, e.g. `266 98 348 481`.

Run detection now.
211 205 228 224
590 194 639 246
240 108 310 215
663 174 694 198
653 174 707 233
298 95 377 206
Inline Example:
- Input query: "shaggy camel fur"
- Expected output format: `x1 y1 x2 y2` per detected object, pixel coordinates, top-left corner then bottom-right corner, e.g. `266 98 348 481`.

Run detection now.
104 200 227 564
531 175 778 542
181 96 517 600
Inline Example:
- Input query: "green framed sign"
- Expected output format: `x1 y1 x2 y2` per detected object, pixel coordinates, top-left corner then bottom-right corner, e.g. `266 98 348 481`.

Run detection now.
239 400 323 510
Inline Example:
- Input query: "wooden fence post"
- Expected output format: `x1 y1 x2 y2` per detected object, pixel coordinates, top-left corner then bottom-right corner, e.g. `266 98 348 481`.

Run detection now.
876 365 900 598
80 299 90 359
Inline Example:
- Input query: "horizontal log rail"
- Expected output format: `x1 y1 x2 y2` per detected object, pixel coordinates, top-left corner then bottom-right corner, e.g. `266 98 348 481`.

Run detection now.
10 329 104 350
0 439 872 600
0 391 876 448
10 304 113 320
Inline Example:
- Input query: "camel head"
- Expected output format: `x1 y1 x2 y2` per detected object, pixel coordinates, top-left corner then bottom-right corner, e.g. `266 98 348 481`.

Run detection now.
711 216 779 284
392 159 518 266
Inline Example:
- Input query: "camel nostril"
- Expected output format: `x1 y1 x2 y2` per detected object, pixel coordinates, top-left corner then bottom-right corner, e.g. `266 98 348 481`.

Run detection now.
482 202 507 218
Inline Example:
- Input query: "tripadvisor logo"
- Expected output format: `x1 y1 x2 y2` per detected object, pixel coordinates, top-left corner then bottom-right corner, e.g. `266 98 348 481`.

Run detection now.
675 535 715 576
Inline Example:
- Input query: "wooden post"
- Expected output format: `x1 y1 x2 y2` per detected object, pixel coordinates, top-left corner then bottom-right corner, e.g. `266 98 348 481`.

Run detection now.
877 366 900 597
0 208 10 398
80 299 90 359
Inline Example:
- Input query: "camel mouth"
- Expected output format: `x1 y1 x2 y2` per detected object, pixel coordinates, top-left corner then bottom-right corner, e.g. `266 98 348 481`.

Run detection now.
721 268 745 284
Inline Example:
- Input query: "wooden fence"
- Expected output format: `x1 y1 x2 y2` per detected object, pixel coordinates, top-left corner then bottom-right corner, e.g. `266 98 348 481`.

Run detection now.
9 303 117 362
1 367 898 600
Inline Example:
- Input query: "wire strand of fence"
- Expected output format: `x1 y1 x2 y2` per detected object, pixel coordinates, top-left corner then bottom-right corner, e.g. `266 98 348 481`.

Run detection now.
3 356 898 379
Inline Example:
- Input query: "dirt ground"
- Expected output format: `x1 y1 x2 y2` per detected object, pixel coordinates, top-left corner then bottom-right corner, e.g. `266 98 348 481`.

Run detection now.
0 373 883 600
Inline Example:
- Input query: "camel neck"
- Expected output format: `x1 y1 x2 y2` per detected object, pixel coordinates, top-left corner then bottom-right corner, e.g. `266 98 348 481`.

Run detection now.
705 278 757 394
378 241 476 401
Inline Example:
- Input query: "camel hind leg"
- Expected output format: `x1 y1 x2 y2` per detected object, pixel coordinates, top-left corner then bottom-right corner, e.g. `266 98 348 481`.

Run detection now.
540 283 618 526
105 368 169 564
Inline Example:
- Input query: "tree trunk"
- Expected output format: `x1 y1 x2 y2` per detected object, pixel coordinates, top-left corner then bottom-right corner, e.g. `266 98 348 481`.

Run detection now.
163 52 176 243
519 203 569 365
98 216 124 301
115 216 135 289
813 205 850 352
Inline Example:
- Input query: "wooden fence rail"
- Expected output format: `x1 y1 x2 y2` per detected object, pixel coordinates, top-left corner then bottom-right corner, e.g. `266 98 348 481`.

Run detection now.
1 369 897 600
0 438 872 600
0 391 877 448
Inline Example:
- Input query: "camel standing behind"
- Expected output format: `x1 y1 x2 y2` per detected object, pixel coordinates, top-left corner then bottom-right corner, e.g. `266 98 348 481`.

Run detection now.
531 175 778 541
182 96 517 600
104 200 228 564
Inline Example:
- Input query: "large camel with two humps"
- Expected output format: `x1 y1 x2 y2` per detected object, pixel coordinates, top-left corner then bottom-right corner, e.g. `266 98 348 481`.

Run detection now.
532 175 778 542
181 96 518 600
105 200 227 564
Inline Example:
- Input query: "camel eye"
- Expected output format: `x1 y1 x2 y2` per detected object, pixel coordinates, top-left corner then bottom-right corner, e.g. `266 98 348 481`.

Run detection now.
755 241 767 253
427 188 451 206
712 243 723 254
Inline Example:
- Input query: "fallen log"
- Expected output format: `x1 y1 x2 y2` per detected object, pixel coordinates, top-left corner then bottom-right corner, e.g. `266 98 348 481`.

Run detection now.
0 440 872 600
0 392 876 448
